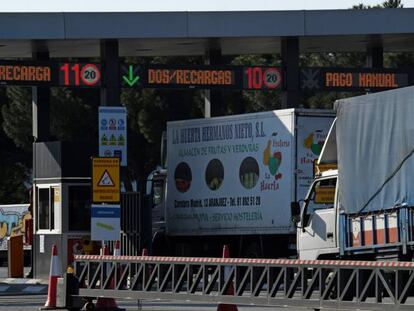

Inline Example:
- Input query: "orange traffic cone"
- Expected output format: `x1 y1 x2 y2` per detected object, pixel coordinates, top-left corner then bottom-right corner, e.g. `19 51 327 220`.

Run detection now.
217 245 238 311
42 245 62 309
95 245 124 311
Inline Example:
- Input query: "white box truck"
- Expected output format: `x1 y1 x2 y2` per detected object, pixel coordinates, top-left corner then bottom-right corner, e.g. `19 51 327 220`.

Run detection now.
293 86 414 261
149 109 334 258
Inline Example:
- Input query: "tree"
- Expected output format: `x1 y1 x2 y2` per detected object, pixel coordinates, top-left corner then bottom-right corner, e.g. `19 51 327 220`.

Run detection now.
382 0 402 8
0 87 31 203
0 86 98 203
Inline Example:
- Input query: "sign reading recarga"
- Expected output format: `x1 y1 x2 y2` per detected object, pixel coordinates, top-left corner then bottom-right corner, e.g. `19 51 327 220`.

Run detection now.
0 60 101 87
0 62 53 85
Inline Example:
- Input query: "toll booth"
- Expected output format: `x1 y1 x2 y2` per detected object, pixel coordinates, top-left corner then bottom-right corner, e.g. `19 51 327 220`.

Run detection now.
32 141 99 279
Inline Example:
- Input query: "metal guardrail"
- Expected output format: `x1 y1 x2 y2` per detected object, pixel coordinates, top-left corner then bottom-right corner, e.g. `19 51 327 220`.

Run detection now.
74 255 414 311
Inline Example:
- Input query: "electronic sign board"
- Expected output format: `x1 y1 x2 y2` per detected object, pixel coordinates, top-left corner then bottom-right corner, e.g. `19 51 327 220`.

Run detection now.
120 64 283 90
0 62 53 86
301 67 409 91
0 60 101 87
59 63 101 87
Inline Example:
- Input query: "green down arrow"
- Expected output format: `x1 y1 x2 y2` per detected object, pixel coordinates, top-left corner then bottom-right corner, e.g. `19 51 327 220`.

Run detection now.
123 65 140 86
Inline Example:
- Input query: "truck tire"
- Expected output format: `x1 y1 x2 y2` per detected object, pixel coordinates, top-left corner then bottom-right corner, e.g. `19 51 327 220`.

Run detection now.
152 234 170 256
242 242 261 258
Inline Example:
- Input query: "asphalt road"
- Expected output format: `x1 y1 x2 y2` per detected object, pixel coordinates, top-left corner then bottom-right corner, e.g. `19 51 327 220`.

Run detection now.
0 295 313 311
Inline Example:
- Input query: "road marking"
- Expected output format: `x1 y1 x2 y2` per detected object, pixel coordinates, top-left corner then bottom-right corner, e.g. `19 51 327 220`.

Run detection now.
22 285 47 293
0 285 10 292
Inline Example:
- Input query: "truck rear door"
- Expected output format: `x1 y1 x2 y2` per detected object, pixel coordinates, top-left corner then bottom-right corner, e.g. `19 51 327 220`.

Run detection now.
298 177 337 260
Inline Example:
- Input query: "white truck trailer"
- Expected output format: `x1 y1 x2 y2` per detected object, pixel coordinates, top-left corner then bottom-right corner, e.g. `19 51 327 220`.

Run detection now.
294 86 414 261
149 109 334 258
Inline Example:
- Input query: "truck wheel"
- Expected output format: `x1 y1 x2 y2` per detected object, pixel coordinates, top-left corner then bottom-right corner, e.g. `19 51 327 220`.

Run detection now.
152 235 170 256
83 300 94 311
243 242 261 258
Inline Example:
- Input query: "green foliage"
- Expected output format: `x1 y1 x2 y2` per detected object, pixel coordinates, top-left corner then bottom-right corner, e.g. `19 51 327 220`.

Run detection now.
0 161 29 204
382 0 403 8
352 0 402 9
0 86 98 203
0 87 31 203
50 88 97 142
2 87 32 151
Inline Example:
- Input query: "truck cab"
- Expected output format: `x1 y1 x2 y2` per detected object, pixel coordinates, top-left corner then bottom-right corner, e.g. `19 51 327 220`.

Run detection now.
296 169 339 260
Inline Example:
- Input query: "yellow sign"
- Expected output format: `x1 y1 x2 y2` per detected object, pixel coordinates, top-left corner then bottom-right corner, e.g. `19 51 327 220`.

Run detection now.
314 187 335 204
92 157 120 203
313 160 338 177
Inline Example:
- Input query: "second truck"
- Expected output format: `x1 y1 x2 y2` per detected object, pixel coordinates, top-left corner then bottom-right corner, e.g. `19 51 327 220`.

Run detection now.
294 86 414 261
148 109 334 258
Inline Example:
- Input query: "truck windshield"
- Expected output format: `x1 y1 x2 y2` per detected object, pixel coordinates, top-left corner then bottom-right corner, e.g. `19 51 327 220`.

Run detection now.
304 177 336 226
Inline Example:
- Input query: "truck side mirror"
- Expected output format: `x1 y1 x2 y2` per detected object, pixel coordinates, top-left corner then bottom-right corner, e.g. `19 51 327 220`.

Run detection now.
290 201 301 227
291 201 300 217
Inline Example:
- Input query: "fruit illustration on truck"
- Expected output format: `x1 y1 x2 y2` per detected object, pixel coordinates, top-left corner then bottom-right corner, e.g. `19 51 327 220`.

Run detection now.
174 162 192 193
303 130 324 156
263 133 283 180
148 108 334 258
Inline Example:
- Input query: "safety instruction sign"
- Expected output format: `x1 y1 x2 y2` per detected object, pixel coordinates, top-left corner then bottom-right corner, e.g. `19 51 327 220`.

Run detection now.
99 106 127 166
92 157 120 203
91 204 120 241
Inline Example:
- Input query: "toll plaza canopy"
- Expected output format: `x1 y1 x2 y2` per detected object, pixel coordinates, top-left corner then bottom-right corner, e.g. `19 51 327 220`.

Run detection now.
0 8 414 57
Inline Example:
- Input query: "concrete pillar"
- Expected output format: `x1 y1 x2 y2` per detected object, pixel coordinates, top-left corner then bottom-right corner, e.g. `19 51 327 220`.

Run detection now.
100 40 120 106
281 37 300 108
366 46 384 68
205 41 225 117
32 51 50 142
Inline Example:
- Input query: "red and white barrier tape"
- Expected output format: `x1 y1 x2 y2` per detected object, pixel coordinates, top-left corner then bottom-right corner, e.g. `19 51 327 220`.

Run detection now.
73 255 414 268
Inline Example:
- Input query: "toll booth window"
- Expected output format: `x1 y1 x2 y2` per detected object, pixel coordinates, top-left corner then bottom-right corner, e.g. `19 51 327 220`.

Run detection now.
37 187 56 230
69 186 91 231
304 178 336 227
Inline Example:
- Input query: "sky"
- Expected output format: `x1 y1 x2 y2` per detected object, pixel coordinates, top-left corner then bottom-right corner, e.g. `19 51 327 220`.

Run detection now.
2 0 414 12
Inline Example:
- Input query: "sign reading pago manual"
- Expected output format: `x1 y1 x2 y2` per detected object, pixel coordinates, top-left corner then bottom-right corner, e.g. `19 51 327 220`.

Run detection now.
92 157 120 203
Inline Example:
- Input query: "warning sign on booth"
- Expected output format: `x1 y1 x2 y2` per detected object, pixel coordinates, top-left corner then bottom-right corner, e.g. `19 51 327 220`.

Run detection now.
92 157 120 203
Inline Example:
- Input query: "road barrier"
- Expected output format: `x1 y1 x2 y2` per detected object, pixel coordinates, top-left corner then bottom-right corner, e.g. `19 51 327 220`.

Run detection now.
95 244 124 311
73 254 414 311
217 245 238 311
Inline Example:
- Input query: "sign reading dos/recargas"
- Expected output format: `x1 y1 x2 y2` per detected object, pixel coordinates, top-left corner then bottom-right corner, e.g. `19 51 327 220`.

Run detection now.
92 157 120 203
120 64 283 90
